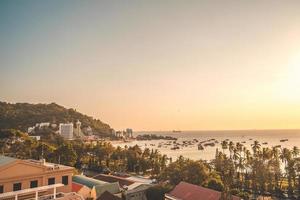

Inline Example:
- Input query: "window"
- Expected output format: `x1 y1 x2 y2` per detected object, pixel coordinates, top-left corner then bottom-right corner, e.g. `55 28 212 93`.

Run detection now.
0 185 3 194
48 178 55 185
13 183 21 191
30 180 38 188
62 176 68 185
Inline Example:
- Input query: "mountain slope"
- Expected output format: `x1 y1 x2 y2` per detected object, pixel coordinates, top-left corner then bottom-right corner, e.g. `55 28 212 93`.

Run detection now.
0 101 112 135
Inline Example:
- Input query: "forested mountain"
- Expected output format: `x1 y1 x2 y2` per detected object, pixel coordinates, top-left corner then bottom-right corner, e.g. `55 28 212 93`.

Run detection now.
0 101 112 135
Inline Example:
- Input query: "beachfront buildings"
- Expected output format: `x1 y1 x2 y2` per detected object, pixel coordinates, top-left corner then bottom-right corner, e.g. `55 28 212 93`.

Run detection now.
0 156 75 200
59 123 74 140
115 129 134 139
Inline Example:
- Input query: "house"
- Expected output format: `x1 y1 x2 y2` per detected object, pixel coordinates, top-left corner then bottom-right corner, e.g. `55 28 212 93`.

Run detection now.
72 182 91 199
0 156 74 200
93 174 135 187
124 182 151 200
72 175 121 199
97 191 122 200
165 182 241 200
93 174 151 200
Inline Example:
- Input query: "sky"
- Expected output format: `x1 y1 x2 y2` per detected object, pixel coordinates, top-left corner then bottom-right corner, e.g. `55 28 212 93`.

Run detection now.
1 1 300 131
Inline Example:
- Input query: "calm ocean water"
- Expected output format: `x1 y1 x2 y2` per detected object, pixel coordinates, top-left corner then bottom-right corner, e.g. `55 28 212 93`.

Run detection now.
112 130 300 161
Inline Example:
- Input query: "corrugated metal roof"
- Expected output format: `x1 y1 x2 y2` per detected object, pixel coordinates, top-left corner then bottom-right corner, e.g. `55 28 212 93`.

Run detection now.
0 156 17 167
95 182 121 198
72 175 107 189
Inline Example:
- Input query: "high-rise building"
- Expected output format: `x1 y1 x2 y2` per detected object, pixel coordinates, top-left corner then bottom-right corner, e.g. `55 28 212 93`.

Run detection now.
74 120 82 137
126 128 133 138
59 123 73 140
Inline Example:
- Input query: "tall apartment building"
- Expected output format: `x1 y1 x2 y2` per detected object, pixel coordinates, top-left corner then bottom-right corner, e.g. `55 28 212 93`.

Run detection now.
59 123 74 140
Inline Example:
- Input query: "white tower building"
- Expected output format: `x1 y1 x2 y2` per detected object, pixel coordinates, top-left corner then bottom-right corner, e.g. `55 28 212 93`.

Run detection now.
74 120 82 137
59 123 74 140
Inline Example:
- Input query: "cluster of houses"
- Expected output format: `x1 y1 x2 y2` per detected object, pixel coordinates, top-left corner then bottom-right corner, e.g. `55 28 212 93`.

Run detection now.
0 156 153 200
0 155 250 200
114 129 133 139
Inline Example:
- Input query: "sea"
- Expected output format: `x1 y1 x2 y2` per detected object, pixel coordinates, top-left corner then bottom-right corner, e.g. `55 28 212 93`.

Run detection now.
111 129 300 162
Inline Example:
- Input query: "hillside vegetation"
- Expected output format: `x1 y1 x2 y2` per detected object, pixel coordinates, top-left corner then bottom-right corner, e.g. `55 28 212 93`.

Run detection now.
0 101 112 135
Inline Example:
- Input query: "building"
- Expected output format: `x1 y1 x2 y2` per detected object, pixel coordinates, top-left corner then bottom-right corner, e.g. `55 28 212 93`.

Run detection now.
29 136 41 141
0 156 74 200
59 123 74 140
97 191 122 200
93 174 152 200
72 182 91 199
36 122 50 129
165 182 240 200
126 129 133 138
72 175 121 199
74 120 82 137
93 174 134 187
28 127 35 134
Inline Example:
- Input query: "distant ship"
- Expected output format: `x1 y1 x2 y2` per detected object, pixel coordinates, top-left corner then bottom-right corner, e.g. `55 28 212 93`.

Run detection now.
172 130 181 133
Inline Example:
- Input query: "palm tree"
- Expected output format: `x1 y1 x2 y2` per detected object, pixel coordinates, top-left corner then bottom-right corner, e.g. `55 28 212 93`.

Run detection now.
228 141 234 159
251 141 261 156
221 140 228 154
292 146 299 158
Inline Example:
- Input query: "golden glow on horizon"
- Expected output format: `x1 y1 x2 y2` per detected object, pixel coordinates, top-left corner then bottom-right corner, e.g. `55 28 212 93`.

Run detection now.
1 1 300 131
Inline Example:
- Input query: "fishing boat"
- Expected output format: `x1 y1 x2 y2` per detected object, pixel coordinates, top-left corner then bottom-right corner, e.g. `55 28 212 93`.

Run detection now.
198 144 204 150
280 139 288 142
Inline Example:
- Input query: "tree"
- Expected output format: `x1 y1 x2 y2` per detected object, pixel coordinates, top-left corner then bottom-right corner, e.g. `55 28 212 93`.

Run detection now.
54 143 77 166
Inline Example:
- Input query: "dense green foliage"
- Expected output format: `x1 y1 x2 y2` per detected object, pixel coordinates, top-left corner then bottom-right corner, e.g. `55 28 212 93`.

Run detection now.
0 101 111 135
0 129 168 176
146 184 172 200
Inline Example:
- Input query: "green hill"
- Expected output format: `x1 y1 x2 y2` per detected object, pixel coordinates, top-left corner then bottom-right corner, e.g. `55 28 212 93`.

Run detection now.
0 101 112 136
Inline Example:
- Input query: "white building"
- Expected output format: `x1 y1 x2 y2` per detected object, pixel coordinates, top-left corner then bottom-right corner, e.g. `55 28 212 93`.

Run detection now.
126 128 133 138
74 120 82 137
59 123 74 140
28 127 35 134
29 136 41 141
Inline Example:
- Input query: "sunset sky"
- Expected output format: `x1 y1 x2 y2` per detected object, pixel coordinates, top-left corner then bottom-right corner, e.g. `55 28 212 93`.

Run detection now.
1 1 300 131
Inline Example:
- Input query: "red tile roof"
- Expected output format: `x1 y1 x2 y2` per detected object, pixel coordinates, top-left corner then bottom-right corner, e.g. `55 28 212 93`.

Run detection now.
93 174 135 187
72 182 84 193
97 191 122 200
167 182 240 200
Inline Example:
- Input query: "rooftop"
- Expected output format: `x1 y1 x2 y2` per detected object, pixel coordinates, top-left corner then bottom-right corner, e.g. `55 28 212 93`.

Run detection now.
72 175 107 189
93 174 135 187
166 182 240 200
0 155 17 167
72 183 84 193
97 191 122 200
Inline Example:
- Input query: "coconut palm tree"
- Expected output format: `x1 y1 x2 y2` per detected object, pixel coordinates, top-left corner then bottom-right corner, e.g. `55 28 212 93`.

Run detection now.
221 140 228 154
292 146 299 158
251 140 261 156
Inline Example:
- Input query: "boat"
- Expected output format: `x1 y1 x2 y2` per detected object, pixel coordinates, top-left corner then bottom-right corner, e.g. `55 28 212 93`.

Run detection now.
204 142 215 147
198 144 204 150
171 146 180 150
262 142 268 145
280 139 288 142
